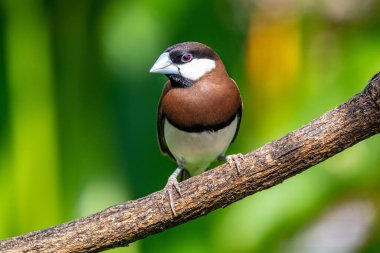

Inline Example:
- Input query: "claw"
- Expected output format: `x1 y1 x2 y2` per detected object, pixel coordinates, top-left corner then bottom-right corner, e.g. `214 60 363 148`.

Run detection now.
225 153 245 174
162 174 182 216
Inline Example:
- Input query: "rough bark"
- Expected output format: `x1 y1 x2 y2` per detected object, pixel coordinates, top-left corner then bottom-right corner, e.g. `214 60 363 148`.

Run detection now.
1 72 380 253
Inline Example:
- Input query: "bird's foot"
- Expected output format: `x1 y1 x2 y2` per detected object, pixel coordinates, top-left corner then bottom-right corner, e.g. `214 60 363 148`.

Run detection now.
224 153 245 175
162 172 182 216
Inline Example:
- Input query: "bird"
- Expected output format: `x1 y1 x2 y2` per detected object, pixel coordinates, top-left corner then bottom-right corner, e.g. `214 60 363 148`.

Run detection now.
150 42 244 216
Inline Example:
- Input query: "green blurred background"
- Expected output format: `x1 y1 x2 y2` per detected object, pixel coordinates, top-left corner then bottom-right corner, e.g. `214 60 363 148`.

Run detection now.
1 0 380 252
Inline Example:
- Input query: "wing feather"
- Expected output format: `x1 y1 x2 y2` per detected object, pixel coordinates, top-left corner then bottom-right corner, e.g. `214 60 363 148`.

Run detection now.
157 81 175 160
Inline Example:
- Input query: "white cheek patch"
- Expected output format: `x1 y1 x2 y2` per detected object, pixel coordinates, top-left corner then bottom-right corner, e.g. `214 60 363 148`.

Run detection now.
178 59 216 81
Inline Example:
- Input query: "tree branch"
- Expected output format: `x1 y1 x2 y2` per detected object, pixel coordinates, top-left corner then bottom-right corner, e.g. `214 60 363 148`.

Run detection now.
1 72 380 253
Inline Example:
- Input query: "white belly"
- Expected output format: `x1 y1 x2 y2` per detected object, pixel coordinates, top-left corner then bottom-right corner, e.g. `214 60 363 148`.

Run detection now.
164 117 238 176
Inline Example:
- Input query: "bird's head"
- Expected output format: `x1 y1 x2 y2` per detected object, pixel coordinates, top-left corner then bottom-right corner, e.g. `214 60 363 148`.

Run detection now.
150 42 220 87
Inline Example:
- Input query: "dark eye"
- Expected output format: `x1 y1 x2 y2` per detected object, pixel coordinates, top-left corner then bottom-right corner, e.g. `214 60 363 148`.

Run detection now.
181 53 193 63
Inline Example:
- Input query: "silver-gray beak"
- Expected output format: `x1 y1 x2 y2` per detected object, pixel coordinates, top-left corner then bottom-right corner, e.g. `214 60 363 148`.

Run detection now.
149 52 179 74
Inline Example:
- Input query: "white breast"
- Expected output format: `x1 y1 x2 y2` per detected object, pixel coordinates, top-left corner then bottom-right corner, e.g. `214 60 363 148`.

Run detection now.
164 117 238 176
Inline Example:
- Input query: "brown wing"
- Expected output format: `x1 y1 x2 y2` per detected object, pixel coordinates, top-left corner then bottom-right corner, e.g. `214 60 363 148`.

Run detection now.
231 78 242 143
231 104 242 143
157 81 175 160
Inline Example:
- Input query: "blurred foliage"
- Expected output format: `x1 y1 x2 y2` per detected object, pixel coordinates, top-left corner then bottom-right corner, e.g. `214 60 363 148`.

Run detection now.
0 0 380 252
